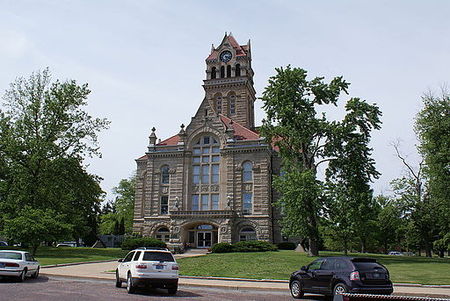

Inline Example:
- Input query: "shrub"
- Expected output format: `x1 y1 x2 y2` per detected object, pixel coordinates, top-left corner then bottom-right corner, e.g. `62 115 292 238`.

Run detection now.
121 237 166 250
233 240 278 252
211 242 234 253
277 242 296 250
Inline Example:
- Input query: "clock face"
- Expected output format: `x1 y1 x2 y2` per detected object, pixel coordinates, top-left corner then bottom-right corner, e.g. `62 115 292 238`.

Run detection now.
220 51 232 63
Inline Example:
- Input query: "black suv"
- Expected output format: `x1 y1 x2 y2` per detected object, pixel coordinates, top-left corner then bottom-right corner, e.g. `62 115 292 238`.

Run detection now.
289 257 393 298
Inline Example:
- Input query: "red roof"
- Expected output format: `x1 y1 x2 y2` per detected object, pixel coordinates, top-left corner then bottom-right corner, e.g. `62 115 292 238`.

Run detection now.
219 115 259 141
207 34 248 60
157 134 180 146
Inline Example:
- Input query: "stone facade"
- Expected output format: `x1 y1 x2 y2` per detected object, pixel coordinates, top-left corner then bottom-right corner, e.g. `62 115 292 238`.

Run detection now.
133 34 283 250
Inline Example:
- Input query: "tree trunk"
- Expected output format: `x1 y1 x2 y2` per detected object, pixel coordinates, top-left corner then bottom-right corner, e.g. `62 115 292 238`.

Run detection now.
308 237 319 256
425 243 432 257
31 244 39 257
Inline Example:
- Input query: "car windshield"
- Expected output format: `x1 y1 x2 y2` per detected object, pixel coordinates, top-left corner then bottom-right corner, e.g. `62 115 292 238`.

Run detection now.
0 252 22 260
142 252 174 262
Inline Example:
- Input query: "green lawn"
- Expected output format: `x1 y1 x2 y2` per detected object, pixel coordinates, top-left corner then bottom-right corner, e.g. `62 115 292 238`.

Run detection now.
1 246 128 266
177 250 450 285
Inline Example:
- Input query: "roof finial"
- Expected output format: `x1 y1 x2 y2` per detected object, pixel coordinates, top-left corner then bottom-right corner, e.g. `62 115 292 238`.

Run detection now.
229 31 233 36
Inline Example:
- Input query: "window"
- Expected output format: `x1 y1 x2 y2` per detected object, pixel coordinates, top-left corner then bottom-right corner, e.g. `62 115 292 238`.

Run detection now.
161 166 169 184
124 252 134 262
220 66 225 78
211 67 216 79
192 195 199 211
243 193 253 215
239 227 256 241
243 161 253 182
229 95 236 115
143 252 175 262
156 227 170 242
308 259 324 270
160 196 168 215
216 96 222 114
133 251 141 261
235 64 241 76
227 65 231 77
191 136 221 210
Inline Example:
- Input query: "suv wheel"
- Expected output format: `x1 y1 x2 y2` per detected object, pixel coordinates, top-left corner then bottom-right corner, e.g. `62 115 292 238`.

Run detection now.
167 285 178 295
290 280 304 299
126 273 136 294
115 270 122 288
333 283 348 295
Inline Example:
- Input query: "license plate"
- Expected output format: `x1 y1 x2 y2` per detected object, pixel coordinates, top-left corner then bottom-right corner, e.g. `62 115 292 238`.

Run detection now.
0 263 4 268
155 265 164 270
373 273 380 278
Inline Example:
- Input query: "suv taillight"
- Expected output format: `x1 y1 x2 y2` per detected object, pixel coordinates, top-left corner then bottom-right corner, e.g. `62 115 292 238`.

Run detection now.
172 265 179 270
350 271 360 281
135 264 147 269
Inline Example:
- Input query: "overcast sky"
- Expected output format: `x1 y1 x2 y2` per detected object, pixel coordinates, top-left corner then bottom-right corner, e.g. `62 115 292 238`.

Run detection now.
1 0 449 200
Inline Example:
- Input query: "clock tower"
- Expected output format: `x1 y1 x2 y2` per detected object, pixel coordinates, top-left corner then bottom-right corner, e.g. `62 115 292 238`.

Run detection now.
203 33 256 129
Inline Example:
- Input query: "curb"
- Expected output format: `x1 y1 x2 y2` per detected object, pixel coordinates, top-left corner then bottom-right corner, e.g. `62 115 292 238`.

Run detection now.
42 259 117 268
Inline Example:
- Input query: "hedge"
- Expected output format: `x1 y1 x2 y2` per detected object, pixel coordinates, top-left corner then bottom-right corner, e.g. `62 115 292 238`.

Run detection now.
211 240 278 253
121 237 167 250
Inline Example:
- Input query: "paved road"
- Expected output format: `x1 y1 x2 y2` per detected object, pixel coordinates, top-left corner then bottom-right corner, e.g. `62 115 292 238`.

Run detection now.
0 276 319 301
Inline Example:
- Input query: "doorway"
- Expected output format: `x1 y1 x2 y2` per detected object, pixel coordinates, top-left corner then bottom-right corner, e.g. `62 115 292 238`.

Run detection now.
197 232 212 248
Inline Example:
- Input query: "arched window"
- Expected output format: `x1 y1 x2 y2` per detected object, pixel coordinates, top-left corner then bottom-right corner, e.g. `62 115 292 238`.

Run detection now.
192 136 220 211
243 161 253 182
220 66 225 78
235 64 241 77
239 227 256 241
156 227 170 242
211 67 216 79
227 65 231 77
161 165 170 184
229 94 236 115
216 95 222 114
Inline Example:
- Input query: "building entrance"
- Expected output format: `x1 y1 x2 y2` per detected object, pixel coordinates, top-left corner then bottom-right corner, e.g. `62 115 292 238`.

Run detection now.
197 232 212 248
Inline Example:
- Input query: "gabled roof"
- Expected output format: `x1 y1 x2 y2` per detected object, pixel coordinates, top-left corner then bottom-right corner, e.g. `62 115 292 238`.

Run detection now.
219 115 260 141
206 33 249 61
157 134 180 146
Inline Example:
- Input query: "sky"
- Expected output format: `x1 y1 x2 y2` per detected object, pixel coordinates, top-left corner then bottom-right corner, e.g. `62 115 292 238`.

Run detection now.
1 0 449 200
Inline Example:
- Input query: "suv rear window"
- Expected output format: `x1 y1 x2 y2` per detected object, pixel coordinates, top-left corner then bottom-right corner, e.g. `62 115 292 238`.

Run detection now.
143 252 175 262
353 262 384 270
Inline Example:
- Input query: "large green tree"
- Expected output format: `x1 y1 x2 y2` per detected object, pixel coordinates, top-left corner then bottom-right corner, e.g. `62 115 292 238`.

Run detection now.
415 91 450 257
260 66 381 256
0 69 109 249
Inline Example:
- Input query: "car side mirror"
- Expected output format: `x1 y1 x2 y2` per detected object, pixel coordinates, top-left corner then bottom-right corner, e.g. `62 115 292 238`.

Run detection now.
118 259 123 262
301 265 307 271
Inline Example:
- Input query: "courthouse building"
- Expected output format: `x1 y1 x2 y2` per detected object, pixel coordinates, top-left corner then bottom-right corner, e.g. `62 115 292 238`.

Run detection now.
133 33 284 249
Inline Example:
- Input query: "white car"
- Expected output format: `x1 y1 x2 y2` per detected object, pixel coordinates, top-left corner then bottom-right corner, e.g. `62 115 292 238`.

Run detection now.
116 247 179 294
0 250 40 281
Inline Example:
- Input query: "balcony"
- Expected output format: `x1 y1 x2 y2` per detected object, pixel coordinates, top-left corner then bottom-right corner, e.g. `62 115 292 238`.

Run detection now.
170 210 236 218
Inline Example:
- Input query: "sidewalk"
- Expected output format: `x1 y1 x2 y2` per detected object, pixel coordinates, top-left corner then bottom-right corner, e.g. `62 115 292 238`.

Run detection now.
40 260 450 298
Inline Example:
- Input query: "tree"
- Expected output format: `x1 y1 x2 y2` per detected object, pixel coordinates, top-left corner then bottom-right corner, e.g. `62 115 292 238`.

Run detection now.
0 69 109 251
3 207 72 255
260 66 381 256
415 90 450 257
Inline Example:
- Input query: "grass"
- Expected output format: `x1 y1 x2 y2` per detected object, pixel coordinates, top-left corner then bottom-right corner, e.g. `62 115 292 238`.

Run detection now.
2 247 448 284
177 250 450 285
1 246 128 266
